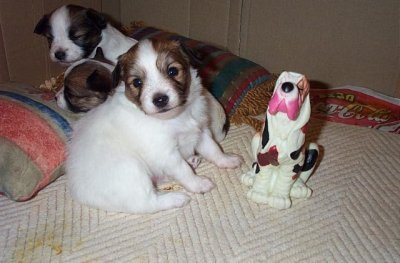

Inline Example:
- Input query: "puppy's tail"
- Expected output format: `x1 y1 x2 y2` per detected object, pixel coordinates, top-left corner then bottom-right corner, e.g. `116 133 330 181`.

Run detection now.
206 91 228 143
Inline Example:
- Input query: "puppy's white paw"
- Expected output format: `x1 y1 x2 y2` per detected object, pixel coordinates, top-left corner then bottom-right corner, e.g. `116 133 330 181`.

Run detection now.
159 192 191 209
187 155 202 169
247 188 268 203
215 153 244 169
184 177 215 194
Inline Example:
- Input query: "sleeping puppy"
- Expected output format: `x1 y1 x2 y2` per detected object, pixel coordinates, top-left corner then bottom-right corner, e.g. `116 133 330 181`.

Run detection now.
66 39 243 213
34 4 137 65
55 47 117 113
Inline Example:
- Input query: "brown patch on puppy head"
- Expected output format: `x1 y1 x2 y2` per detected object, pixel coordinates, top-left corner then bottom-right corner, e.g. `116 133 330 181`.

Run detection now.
67 5 107 58
152 39 191 101
114 39 194 117
34 13 53 47
64 61 112 112
113 44 143 105
67 5 107 30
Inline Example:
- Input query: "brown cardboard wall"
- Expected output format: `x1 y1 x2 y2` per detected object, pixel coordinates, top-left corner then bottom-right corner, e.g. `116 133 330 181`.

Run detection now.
121 0 190 37
240 0 400 97
0 0 47 86
118 0 399 97
101 0 121 23
0 0 101 87
0 22 10 83
188 1 231 50
120 0 242 55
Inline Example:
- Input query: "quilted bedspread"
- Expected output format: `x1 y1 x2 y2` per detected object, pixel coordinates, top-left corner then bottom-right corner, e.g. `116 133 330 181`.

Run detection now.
1 119 399 262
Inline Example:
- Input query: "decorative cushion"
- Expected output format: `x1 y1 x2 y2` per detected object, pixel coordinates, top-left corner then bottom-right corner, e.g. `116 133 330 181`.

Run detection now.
0 83 76 201
129 27 273 117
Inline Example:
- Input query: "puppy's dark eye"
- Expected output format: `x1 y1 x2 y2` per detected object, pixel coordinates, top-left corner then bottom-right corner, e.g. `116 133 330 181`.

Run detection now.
45 35 54 47
71 34 85 41
133 78 143 88
69 29 87 41
167 67 178 77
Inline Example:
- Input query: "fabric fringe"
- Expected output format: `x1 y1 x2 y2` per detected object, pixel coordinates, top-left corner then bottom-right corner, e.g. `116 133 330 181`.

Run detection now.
230 75 278 131
127 21 146 33
39 73 64 92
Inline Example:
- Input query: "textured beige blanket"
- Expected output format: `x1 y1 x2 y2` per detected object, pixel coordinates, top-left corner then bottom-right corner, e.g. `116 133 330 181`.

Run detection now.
1 120 399 262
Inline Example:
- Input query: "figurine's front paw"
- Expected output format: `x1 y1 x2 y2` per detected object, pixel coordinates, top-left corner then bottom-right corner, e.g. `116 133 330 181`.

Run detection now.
247 189 269 203
215 153 243 169
267 196 292 209
290 184 312 199
241 171 256 186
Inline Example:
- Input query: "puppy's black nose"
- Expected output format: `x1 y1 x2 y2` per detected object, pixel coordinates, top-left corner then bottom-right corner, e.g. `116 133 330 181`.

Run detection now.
282 82 294 93
55 51 66 61
153 94 169 108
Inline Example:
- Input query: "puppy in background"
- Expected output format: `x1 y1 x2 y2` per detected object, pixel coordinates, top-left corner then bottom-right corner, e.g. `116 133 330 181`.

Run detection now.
35 4 228 141
66 39 243 213
34 4 137 65
55 47 117 113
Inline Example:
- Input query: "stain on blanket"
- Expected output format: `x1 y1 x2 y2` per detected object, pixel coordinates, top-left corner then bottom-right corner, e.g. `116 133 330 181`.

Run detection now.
13 224 82 263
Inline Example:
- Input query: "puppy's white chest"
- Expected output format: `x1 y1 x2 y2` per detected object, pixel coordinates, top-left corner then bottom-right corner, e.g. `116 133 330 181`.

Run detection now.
175 117 203 159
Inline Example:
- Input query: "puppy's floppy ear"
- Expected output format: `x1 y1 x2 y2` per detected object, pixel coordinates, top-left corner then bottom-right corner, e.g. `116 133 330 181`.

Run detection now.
34 15 50 35
179 41 204 69
93 47 114 65
112 62 122 88
94 47 105 60
86 8 107 30
87 69 112 93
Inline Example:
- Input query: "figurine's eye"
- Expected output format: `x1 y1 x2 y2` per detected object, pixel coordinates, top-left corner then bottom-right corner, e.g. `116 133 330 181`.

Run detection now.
132 78 143 88
167 67 178 77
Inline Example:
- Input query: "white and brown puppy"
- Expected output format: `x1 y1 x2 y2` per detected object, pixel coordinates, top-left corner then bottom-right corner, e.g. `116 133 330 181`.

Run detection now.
66 39 243 213
34 4 136 65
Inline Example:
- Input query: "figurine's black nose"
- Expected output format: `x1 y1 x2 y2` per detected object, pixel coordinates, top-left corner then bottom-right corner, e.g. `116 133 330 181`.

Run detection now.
282 82 294 93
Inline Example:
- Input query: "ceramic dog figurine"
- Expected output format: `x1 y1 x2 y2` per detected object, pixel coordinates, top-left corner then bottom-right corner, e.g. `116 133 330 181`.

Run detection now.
241 71 319 209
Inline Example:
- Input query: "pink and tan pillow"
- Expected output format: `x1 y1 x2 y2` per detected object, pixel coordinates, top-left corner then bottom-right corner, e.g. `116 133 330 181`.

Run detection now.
0 83 76 201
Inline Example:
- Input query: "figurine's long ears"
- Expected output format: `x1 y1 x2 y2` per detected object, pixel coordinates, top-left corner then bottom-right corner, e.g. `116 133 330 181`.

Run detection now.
297 76 310 104
268 72 310 120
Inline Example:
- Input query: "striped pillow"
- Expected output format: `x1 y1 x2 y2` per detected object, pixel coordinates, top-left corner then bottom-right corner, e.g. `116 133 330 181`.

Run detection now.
0 83 74 201
130 27 272 116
